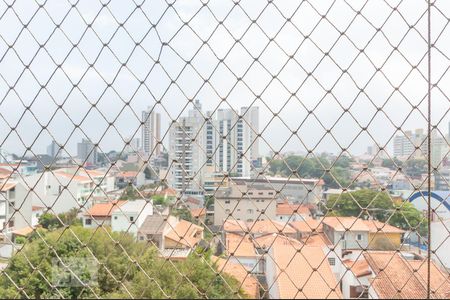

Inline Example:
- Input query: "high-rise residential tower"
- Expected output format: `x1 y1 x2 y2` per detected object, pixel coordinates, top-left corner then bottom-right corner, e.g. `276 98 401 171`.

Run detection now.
77 138 98 166
142 108 161 156
168 100 260 193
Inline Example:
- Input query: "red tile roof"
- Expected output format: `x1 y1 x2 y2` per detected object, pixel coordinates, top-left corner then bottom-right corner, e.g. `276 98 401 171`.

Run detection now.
343 259 372 278
289 218 323 233
362 219 405 234
84 200 127 217
364 251 450 299
190 207 206 218
270 242 342 299
248 220 297 235
213 256 260 299
322 217 369 232
225 233 256 257
276 201 312 216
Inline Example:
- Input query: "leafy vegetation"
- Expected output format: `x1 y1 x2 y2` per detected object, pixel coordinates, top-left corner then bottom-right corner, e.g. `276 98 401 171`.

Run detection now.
269 154 353 188
0 227 246 299
39 208 82 230
325 189 427 235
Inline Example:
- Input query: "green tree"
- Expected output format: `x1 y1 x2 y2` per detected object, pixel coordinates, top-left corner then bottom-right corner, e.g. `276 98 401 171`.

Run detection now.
172 208 194 222
326 189 427 233
120 185 140 200
0 227 245 299
381 158 403 169
39 208 81 230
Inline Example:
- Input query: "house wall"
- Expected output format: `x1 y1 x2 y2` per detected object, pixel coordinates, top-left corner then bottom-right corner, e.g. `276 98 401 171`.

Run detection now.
277 213 311 223
8 183 32 231
111 202 153 236
265 248 280 299
83 216 111 228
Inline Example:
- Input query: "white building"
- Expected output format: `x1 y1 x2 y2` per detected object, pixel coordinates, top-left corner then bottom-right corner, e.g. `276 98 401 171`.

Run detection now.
168 100 206 194
0 181 33 235
23 168 115 214
111 199 153 236
142 108 161 156
168 100 260 193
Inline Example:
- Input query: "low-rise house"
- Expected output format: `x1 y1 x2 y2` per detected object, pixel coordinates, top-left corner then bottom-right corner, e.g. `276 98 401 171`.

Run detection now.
265 236 342 299
363 219 405 250
82 200 127 228
115 171 145 189
222 219 297 239
137 215 203 259
322 217 370 250
111 199 153 236
225 232 262 273
289 218 323 239
212 256 260 299
247 219 297 239
353 251 450 299
276 200 312 223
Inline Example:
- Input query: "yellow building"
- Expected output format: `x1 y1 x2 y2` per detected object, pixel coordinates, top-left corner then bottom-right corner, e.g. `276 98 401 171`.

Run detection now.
363 220 405 250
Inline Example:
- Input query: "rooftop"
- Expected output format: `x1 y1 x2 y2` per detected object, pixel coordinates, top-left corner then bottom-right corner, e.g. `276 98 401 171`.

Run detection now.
84 200 127 217
322 216 369 232
113 199 152 213
363 251 450 299
225 233 257 257
270 242 342 299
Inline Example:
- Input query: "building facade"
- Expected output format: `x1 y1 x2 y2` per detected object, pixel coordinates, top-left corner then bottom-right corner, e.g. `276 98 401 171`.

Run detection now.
77 139 98 166
142 108 161 156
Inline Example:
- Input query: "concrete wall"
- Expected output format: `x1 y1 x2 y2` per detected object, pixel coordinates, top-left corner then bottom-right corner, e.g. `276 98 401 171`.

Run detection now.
214 198 277 226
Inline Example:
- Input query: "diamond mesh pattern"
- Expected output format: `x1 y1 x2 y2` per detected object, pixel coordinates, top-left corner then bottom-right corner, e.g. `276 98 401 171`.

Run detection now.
0 0 449 299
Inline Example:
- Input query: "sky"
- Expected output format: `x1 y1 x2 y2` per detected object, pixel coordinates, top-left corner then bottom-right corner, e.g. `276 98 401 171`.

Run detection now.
0 0 449 160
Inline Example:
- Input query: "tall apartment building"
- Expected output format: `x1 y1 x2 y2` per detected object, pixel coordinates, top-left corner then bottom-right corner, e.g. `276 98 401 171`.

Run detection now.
393 128 449 168
169 100 206 194
77 138 98 165
142 108 161 156
168 100 260 192
393 129 426 158
47 140 60 159
207 106 259 177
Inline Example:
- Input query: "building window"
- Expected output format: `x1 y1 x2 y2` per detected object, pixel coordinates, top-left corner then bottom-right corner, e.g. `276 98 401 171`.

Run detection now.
114 216 118 220
130 216 134 222
225 200 230 204
247 209 253 214
357 234 362 241
328 257 336 266
85 219 92 225
225 209 231 214
247 219 254 222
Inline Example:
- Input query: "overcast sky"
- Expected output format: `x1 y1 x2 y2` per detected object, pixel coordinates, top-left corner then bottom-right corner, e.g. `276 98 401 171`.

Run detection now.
0 0 449 160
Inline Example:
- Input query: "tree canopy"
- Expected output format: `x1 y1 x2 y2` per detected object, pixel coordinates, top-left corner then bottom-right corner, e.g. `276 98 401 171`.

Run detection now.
269 154 352 188
0 227 246 299
325 189 427 234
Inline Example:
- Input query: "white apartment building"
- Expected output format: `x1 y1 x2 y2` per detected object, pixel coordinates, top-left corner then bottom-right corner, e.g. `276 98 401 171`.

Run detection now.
142 108 161 156
23 168 115 214
168 100 260 193
393 128 449 167
168 100 206 194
